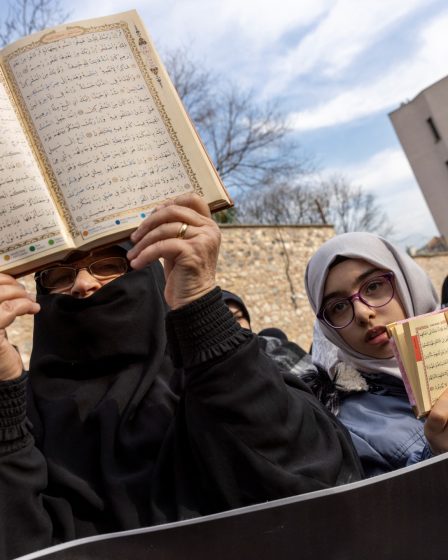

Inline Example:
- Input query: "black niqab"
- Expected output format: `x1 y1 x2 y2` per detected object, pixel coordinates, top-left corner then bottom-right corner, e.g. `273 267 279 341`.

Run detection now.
28 263 180 532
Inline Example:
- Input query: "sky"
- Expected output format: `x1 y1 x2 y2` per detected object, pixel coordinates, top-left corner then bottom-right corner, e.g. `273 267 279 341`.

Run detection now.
55 0 448 247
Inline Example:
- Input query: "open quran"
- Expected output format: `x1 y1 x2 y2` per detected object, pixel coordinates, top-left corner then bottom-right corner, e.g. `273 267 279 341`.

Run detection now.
387 308 448 417
0 10 231 276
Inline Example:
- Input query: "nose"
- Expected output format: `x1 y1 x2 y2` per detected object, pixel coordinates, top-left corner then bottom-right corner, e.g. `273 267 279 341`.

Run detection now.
69 269 102 298
352 297 375 325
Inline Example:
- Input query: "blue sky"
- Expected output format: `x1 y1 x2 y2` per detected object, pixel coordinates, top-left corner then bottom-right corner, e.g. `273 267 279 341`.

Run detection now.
56 0 448 247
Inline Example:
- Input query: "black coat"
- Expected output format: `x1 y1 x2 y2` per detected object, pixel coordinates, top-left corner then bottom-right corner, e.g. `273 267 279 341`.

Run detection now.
0 264 362 559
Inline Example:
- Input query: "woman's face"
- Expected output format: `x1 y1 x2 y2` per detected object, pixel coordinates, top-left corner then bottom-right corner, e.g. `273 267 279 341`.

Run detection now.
323 258 407 359
39 247 128 298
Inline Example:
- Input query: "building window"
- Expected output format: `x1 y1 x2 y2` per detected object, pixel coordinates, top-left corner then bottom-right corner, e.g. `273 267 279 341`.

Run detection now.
427 117 441 142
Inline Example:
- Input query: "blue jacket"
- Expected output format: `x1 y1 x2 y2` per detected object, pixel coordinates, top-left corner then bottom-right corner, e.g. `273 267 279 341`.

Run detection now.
337 373 433 477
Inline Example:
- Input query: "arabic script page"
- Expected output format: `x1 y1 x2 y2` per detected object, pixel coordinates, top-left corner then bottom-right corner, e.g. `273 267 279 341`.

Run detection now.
0 68 71 270
2 11 200 246
406 310 448 407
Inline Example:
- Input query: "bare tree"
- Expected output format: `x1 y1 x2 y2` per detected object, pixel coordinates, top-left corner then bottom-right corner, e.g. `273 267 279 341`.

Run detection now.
236 174 394 237
0 0 71 46
314 175 394 236
165 49 312 193
163 49 216 128
236 183 319 224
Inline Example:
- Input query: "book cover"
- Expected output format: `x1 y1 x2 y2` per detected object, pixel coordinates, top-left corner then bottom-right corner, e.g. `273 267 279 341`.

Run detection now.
387 308 448 416
0 11 231 276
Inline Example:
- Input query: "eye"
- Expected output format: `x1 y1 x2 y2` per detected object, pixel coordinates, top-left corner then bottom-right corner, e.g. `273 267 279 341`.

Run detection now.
364 278 387 296
327 299 350 316
90 257 127 278
94 264 120 276
42 267 75 288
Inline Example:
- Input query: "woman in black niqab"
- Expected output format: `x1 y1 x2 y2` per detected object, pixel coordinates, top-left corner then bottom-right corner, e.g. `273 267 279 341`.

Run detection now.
0 195 363 559
29 261 181 533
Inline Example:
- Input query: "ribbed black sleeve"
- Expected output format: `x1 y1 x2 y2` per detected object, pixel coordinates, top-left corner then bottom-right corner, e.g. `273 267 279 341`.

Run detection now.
0 372 31 453
160 288 363 517
0 373 60 559
166 286 251 368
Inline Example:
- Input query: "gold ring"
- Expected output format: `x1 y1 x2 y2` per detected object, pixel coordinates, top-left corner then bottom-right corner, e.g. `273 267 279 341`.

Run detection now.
176 222 189 239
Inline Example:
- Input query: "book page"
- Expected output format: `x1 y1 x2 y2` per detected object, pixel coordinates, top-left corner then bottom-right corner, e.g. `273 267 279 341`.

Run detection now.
406 310 448 408
387 324 418 408
2 12 229 246
0 68 70 269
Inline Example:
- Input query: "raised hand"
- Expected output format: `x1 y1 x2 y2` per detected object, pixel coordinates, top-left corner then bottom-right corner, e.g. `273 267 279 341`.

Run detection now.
0 274 40 381
127 193 221 309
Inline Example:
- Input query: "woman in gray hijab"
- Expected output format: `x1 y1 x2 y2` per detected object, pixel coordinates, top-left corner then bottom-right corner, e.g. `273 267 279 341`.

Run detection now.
305 231 448 477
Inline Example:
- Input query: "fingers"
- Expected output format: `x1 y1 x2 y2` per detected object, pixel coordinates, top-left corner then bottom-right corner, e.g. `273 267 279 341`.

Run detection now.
125 193 220 308
130 193 211 245
128 221 195 261
163 192 212 216
128 239 185 271
128 223 220 271
128 193 218 267
0 274 40 330
425 388 448 454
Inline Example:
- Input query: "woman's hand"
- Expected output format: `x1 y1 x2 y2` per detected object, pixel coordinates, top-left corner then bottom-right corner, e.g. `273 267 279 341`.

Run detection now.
127 193 221 309
424 387 448 454
0 274 40 381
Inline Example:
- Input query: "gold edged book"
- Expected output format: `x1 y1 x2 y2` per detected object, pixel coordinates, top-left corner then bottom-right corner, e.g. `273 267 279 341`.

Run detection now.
387 308 448 417
0 10 232 276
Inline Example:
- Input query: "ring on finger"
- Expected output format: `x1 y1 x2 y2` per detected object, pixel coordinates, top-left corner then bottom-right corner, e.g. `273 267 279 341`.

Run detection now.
176 222 189 239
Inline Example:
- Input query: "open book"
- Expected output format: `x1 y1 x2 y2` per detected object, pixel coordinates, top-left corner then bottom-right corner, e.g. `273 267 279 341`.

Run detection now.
387 308 448 417
0 10 231 276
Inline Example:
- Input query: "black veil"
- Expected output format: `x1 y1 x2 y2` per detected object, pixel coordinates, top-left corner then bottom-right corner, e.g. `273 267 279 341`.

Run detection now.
28 262 180 531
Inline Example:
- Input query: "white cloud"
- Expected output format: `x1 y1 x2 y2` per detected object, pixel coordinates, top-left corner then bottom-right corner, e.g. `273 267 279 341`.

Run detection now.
70 0 147 21
189 0 332 45
288 9 448 131
322 148 439 245
331 148 414 193
380 186 439 247
71 0 331 47
69 0 333 87
278 0 427 79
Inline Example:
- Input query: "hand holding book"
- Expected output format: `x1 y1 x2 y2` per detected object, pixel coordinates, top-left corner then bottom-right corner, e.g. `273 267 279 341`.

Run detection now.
387 309 448 417
387 308 448 453
127 193 220 309
424 388 448 454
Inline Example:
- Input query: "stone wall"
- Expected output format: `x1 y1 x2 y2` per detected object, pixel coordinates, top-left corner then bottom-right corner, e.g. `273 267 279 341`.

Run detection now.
7 227 448 368
414 253 448 299
216 225 334 350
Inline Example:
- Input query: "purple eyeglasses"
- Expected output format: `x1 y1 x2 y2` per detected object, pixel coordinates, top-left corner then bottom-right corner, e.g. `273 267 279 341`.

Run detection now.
317 271 395 329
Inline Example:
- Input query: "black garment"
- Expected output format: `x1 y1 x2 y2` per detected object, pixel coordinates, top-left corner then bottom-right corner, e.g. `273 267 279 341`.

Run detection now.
221 289 251 325
441 275 448 307
259 335 310 374
0 264 362 559
258 327 288 340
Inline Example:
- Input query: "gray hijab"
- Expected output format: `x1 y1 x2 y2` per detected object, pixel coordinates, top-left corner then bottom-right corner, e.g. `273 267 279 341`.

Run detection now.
305 232 439 377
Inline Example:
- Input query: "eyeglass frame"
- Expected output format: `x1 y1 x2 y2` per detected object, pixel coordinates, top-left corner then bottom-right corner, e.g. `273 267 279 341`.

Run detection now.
317 271 396 330
37 256 129 292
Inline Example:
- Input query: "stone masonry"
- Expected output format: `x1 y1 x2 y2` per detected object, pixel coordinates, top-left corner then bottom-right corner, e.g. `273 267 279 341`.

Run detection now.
216 225 334 350
6 226 448 368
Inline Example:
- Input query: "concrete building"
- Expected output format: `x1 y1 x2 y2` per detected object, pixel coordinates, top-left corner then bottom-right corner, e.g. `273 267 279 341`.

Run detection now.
389 76 448 240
